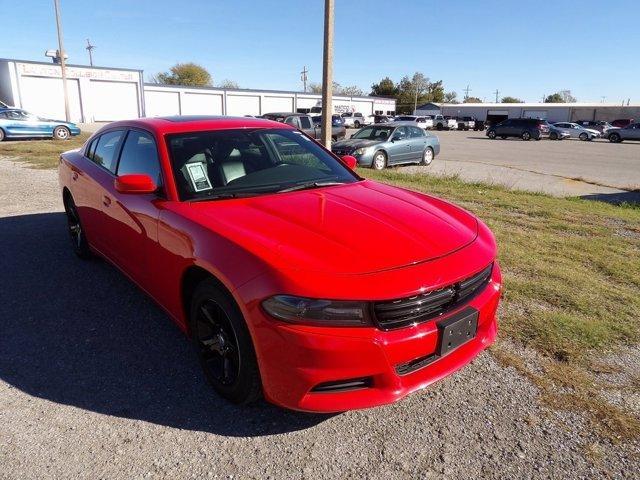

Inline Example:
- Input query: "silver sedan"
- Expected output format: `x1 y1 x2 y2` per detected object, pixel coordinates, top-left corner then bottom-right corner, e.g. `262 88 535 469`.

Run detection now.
551 122 601 141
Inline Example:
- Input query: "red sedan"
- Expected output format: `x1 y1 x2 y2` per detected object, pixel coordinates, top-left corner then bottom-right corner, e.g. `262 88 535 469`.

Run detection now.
58 116 501 412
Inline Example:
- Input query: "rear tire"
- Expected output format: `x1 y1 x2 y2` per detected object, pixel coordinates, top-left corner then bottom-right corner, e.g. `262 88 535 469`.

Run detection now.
501 135 507 140
190 280 261 405
63 195 92 259
608 132 622 143
53 126 71 141
372 150 387 170
437 124 443 131
420 147 434 166
0 128 5 142
354 121 361 128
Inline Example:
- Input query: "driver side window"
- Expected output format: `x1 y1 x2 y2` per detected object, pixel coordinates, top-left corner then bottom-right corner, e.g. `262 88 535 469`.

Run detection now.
116 130 162 187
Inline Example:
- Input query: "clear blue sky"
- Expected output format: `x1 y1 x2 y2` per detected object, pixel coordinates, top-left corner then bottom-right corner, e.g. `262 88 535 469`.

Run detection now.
3 0 638 103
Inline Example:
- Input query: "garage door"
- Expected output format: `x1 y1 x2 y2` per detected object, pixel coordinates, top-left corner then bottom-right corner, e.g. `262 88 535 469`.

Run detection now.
226 95 260 116
262 96 293 113
522 110 548 120
182 92 223 115
90 80 139 121
20 76 82 122
145 90 180 117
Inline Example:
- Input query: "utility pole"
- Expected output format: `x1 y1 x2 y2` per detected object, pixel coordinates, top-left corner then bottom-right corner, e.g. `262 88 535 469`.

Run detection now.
320 0 334 148
53 0 70 122
86 38 96 66
600 96 606 103
463 84 471 100
300 66 308 93
494 89 500 103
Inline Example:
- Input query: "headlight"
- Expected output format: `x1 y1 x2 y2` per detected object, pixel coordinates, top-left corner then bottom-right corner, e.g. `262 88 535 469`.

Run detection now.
262 295 372 327
354 147 370 155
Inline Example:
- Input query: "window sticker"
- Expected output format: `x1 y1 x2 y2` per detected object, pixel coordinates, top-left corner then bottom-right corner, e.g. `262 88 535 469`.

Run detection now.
186 163 213 192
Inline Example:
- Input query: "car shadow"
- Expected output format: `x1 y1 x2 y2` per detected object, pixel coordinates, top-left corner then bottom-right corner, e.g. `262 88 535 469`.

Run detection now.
580 190 640 205
0 213 331 436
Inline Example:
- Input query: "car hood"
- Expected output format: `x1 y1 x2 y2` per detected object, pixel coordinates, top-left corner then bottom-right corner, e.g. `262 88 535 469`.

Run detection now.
331 138 383 150
189 180 478 275
584 128 600 134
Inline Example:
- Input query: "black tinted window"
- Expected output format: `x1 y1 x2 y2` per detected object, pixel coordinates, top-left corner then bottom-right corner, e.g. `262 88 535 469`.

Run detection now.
93 130 124 173
299 116 312 129
117 130 162 186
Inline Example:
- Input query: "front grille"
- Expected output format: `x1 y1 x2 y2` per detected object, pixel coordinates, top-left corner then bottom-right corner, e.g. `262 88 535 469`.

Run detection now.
373 263 493 330
332 147 352 156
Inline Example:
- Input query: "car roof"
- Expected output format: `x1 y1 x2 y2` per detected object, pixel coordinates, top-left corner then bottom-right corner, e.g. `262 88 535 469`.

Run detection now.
383 121 417 127
96 116 289 135
262 112 306 117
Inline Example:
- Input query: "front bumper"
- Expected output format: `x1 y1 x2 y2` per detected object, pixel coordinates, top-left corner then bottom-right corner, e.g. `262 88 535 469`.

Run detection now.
239 262 502 412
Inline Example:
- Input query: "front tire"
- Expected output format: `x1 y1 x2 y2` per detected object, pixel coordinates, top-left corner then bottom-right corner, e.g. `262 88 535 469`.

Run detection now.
354 121 361 128
436 124 443 131
53 126 71 141
521 131 531 141
549 132 558 140
372 150 387 170
609 132 622 143
63 195 92 259
420 147 434 166
579 132 588 141
0 128 5 142
487 130 497 139
190 280 261 405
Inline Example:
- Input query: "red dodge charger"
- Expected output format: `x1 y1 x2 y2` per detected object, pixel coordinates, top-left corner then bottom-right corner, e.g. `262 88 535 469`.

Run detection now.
58 116 501 412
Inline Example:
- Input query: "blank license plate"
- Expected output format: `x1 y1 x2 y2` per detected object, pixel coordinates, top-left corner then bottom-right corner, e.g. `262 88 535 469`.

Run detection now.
437 308 478 356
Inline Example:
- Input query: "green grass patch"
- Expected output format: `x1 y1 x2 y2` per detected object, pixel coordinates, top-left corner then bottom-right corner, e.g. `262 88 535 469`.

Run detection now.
363 170 640 359
0 133 90 168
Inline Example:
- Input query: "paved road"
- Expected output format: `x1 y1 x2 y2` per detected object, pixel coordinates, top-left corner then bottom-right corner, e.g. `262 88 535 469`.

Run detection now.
1 159 637 479
346 129 640 200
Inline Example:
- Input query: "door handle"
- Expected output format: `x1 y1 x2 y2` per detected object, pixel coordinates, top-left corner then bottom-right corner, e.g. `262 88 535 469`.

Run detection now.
102 195 111 207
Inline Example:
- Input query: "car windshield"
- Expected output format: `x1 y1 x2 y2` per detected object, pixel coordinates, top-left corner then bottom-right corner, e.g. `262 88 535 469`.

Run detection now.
351 126 394 140
166 128 358 201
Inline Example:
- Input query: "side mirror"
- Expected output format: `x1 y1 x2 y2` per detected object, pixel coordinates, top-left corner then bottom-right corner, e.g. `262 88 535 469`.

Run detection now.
114 174 157 194
341 155 358 170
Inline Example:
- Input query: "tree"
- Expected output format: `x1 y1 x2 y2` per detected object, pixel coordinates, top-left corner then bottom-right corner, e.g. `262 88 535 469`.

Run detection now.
501 96 523 103
339 85 365 96
463 96 482 103
545 90 577 103
309 82 322 94
444 91 459 104
218 79 239 89
370 77 398 97
153 62 212 87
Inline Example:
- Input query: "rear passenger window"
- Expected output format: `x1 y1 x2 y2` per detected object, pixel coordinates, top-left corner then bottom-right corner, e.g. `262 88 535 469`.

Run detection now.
409 126 425 138
117 130 162 186
92 130 125 173
299 116 312 129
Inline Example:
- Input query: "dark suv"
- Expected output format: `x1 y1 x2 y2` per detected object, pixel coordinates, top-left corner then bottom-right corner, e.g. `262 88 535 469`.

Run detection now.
486 118 550 141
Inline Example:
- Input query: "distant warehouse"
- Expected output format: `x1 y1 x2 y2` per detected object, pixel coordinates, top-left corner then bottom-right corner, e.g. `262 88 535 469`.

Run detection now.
0 57 396 123
415 102 640 124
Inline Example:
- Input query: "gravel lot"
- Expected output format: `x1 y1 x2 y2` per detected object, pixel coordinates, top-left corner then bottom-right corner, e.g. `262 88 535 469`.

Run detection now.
1 158 638 479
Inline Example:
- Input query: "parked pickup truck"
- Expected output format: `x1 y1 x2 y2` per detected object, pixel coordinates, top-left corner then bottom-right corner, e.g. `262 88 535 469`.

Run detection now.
341 112 372 128
262 112 346 141
433 114 457 130
456 116 476 131
394 115 434 130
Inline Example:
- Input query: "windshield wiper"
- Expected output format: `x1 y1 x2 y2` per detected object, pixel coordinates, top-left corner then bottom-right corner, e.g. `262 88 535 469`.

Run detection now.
189 191 259 203
277 181 347 193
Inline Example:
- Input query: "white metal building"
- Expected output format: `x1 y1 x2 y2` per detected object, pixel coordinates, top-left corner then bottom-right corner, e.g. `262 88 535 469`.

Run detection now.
0 57 396 123
415 102 640 124
0 59 145 123
144 84 396 118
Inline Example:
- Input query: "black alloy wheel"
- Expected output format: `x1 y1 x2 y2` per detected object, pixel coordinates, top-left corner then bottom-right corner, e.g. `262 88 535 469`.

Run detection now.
190 280 261 404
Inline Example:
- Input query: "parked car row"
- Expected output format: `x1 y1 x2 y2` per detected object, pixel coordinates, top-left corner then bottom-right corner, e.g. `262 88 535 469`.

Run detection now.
485 117 640 143
261 112 346 141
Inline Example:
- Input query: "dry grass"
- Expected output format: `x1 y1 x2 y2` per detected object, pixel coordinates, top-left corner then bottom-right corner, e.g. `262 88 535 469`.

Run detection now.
0 133 90 168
